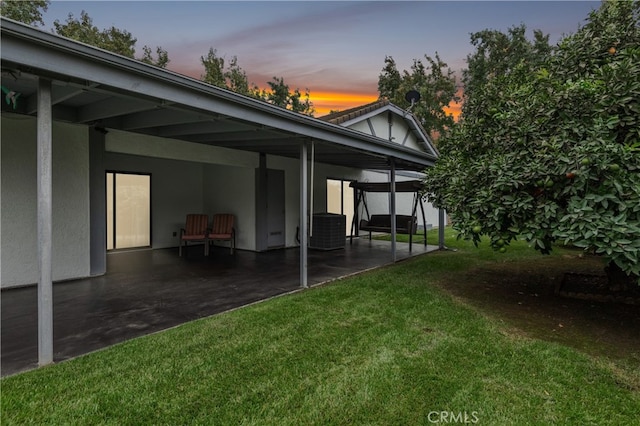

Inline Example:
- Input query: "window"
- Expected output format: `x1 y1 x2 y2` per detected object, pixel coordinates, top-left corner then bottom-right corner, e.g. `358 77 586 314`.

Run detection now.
326 178 355 236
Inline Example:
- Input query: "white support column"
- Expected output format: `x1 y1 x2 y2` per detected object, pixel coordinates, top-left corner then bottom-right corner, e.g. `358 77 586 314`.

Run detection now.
390 158 397 262
300 142 308 288
438 208 446 250
37 78 53 366
309 141 315 238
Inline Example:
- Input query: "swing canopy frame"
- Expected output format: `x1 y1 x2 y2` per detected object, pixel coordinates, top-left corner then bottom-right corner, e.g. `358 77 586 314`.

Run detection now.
349 180 428 250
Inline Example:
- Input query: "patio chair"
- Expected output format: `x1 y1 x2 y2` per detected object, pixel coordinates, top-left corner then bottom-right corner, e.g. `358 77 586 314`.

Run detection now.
208 213 236 254
179 214 210 257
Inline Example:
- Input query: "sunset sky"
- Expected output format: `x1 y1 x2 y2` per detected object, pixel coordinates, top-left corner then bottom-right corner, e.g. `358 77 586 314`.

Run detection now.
41 1 599 116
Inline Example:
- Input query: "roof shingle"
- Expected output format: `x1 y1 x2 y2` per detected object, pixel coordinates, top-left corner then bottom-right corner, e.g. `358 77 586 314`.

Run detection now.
318 98 390 125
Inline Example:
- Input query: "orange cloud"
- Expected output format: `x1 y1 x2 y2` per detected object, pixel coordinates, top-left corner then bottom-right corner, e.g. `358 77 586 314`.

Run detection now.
444 87 464 121
443 102 462 122
308 91 379 117
310 89 464 120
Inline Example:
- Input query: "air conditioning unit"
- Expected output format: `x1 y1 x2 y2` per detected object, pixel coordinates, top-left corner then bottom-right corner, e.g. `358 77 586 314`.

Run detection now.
309 213 346 250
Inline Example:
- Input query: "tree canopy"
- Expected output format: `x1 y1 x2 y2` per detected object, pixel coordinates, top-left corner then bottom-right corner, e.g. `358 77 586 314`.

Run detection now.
53 11 169 68
425 0 640 286
200 48 315 116
378 53 459 140
0 0 49 26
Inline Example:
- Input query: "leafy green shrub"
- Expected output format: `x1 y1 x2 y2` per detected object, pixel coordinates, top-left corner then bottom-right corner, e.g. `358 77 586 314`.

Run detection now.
425 1 640 284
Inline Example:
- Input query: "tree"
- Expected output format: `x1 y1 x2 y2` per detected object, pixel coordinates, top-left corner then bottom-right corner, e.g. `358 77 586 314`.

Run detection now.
200 48 227 88
225 57 250 95
200 49 315 116
265 76 290 108
54 11 136 57
200 49 253 96
140 45 170 69
377 53 459 139
252 77 315 116
456 25 551 139
461 25 551 116
288 87 314 116
0 0 49 26
425 1 640 287
378 56 402 101
53 11 169 68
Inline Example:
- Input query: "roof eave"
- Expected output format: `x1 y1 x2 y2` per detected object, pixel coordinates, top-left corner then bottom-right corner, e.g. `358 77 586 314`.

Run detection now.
1 18 435 170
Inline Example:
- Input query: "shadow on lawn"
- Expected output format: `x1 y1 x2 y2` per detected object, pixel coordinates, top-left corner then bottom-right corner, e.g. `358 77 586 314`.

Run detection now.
431 252 640 368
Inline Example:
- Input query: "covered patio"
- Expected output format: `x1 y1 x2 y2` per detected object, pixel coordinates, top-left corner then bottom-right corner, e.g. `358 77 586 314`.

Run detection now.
2 18 443 372
1 238 438 377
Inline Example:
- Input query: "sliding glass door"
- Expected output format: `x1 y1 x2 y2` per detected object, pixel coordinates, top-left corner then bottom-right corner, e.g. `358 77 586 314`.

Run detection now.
326 178 355 236
106 172 151 250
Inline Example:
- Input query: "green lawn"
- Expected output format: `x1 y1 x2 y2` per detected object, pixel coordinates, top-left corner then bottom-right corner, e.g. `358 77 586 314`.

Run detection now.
2 229 639 425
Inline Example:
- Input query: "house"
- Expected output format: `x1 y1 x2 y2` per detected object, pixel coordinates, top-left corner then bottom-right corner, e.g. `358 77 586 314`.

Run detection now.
319 99 445 234
1 18 441 365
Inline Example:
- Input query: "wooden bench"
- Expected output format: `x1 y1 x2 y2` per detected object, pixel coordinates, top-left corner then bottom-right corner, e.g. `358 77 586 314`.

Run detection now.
359 214 417 239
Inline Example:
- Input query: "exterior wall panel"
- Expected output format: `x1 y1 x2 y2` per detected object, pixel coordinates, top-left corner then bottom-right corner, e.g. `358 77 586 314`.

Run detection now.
203 164 256 251
266 155 363 247
1 115 90 288
104 153 204 249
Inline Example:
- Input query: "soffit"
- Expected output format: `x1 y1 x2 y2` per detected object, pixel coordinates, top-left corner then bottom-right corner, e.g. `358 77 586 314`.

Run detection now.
1 19 436 171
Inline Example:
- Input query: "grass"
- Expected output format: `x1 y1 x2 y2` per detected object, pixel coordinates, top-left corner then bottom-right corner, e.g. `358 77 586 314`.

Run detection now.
2 229 639 424
371 229 433 245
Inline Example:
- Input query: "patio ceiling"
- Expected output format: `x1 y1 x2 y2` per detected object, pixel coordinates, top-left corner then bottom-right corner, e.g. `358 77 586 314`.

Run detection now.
1 18 436 172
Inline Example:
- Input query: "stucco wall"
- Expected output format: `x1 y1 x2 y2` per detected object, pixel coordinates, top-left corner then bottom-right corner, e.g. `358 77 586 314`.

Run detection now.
1 115 90 288
104 152 205 249
106 129 259 168
364 114 424 152
203 164 256 251
266 155 365 246
264 155 302 247
105 130 260 250
1 111 438 289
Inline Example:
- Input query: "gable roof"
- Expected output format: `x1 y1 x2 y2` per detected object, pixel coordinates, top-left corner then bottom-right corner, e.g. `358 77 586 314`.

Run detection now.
319 99 438 158
320 99 392 125
0 18 436 171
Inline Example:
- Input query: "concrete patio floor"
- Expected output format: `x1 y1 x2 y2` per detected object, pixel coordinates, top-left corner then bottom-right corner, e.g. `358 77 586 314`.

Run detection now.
1 238 438 377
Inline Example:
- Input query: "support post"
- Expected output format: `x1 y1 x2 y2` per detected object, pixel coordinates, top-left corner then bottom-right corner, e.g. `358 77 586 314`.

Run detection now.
309 141 314 238
419 197 428 247
438 208 446 250
37 78 53 366
255 153 268 251
350 189 360 244
390 158 397 262
410 193 419 252
300 142 308 288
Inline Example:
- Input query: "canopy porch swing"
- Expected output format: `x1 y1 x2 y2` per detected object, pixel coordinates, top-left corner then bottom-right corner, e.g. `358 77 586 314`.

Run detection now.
349 180 428 251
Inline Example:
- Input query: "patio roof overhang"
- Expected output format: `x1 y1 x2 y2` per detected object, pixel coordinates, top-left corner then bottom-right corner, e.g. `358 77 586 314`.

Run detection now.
1 18 443 369
0 18 436 172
